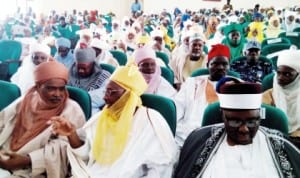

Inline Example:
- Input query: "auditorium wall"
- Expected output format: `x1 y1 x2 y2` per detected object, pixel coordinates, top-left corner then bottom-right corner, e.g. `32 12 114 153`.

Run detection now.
28 0 300 18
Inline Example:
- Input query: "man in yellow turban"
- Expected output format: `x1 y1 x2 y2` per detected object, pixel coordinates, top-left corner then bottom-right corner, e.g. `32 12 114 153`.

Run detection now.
0 61 86 178
51 61 178 178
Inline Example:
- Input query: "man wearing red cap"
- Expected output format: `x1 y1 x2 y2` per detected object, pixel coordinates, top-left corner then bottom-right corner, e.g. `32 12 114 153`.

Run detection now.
174 44 232 146
0 61 86 177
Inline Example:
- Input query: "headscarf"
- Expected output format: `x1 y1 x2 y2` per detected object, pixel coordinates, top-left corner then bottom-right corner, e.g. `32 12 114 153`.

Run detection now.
247 21 265 43
10 61 69 151
272 49 300 133
265 16 282 38
134 46 162 94
205 16 219 39
92 61 148 165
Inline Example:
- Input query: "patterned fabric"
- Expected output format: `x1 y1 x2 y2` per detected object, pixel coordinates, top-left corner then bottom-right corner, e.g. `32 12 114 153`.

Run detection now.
68 63 111 91
188 125 298 178
230 59 273 83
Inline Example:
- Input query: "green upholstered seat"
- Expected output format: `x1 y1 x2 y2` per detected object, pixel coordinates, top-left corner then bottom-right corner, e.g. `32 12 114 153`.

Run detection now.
100 63 115 74
0 80 21 111
261 43 291 57
160 66 174 85
262 73 275 92
261 37 291 49
201 102 289 134
278 32 300 49
66 86 91 120
190 68 240 78
141 94 176 135
110 50 127 65
156 51 169 67
0 40 22 79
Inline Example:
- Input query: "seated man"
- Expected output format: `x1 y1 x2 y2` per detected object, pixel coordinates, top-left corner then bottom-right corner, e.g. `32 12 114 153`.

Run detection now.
11 42 51 94
0 61 86 177
90 38 119 67
170 32 207 90
174 77 300 178
134 46 177 98
221 23 246 60
230 40 273 83
174 44 231 146
51 62 178 177
54 37 74 70
262 49 300 148
68 47 111 115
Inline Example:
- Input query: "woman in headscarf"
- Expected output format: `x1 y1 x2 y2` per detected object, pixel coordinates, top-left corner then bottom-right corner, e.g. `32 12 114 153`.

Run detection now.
264 15 284 38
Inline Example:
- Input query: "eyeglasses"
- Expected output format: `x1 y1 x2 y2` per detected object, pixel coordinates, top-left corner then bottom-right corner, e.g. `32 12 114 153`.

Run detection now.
224 115 260 128
103 89 124 96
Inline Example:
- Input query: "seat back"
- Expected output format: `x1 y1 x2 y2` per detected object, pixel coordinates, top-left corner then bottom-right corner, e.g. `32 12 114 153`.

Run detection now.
110 50 127 65
261 43 291 57
0 80 21 111
0 40 22 78
100 63 115 74
278 32 300 49
190 68 240 78
141 94 176 135
262 72 275 92
202 102 289 134
160 66 174 85
293 27 300 32
261 43 291 69
156 51 169 67
261 37 291 49
66 86 91 120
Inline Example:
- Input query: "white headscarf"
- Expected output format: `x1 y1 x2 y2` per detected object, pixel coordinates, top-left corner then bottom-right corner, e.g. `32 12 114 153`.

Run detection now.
273 49 300 133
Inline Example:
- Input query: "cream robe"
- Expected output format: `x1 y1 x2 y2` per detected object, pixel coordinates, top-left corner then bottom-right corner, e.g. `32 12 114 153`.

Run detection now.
152 77 177 98
170 53 207 84
0 98 86 178
174 76 217 147
68 107 178 178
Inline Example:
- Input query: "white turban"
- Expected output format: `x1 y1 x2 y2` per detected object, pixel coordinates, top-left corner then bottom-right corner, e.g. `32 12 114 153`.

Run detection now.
277 49 300 73
30 43 51 56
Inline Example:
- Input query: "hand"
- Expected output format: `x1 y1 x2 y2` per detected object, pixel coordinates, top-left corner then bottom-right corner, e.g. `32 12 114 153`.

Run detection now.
49 116 76 136
0 152 31 171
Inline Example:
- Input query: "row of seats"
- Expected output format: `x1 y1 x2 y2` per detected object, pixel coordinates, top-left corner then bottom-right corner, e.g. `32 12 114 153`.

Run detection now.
0 80 289 135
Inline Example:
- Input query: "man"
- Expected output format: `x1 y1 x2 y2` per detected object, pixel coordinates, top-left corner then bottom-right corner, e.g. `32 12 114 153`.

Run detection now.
174 44 231 146
230 40 273 83
90 38 119 67
54 37 74 70
222 23 246 60
150 28 171 59
50 62 178 177
68 47 111 115
170 32 207 90
174 77 300 178
0 61 86 177
134 46 177 98
262 49 300 147
131 0 142 17
11 43 51 94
